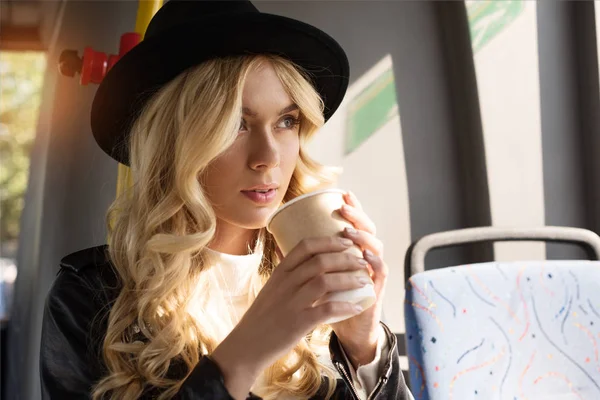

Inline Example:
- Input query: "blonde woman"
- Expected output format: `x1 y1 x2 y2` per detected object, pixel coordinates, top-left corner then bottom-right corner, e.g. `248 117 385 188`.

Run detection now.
40 1 413 399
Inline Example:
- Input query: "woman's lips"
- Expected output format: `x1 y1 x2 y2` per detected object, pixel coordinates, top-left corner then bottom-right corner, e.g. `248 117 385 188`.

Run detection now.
241 189 277 204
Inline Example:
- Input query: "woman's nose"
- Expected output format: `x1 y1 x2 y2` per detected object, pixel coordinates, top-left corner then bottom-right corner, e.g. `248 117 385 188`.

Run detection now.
248 128 280 171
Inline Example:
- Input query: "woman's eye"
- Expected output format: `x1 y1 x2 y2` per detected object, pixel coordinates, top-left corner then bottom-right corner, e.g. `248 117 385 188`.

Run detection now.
239 119 247 132
278 116 300 129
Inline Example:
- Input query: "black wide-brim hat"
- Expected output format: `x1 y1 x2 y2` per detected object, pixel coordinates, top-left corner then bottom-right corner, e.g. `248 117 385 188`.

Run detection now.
90 0 350 165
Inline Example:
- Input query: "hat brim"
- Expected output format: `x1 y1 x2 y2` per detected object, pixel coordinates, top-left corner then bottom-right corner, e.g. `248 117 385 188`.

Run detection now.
90 12 350 165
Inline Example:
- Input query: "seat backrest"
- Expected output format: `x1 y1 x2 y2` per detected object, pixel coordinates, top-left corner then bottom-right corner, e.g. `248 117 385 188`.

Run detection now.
404 260 600 400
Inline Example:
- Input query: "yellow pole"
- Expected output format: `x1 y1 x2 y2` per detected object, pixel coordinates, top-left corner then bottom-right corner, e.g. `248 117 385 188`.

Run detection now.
115 0 163 202
135 0 163 38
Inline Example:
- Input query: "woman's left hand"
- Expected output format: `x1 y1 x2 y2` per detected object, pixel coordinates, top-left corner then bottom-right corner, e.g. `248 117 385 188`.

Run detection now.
330 191 388 368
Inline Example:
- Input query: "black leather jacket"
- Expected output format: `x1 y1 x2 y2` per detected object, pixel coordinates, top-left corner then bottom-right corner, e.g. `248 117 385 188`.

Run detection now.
40 245 410 399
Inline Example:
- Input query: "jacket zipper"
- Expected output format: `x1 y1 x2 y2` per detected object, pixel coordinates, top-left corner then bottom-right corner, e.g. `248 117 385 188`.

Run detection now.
334 323 398 400
367 323 397 400
366 375 388 400
334 361 361 400
366 350 393 399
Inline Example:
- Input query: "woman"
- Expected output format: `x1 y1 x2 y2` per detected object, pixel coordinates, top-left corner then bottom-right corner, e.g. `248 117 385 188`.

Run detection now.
40 1 413 399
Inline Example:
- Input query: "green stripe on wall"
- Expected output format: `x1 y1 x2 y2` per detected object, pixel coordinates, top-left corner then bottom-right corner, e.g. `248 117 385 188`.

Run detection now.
345 68 398 155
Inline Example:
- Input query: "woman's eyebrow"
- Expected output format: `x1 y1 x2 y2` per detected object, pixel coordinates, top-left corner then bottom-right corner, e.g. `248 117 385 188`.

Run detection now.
278 104 299 115
242 107 257 117
242 104 298 117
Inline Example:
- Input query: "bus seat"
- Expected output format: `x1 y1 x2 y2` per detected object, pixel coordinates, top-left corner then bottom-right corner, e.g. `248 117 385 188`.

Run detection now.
403 226 600 399
405 260 600 400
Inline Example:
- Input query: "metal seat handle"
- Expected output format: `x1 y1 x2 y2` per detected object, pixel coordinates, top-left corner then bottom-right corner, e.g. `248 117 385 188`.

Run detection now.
409 226 600 278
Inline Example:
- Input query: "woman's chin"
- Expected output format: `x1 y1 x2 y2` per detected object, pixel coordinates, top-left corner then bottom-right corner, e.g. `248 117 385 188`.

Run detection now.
232 208 276 230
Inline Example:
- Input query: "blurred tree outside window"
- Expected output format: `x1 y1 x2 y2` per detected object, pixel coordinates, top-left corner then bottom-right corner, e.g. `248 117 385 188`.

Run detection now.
0 51 47 320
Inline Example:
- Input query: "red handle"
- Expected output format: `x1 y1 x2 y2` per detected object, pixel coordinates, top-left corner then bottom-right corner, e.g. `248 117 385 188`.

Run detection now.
59 32 142 85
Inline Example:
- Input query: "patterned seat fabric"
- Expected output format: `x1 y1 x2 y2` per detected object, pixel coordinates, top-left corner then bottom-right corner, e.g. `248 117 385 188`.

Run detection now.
404 261 600 400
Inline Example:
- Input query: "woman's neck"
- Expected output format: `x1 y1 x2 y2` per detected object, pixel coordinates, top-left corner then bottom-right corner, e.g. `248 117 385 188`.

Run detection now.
209 219 259 255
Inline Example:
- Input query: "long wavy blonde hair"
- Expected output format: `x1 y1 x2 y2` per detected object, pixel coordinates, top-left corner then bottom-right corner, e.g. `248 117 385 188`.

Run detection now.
92 55 342 399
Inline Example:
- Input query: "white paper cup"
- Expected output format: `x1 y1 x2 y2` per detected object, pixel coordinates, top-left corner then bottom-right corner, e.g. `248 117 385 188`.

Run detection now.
267 189 376 324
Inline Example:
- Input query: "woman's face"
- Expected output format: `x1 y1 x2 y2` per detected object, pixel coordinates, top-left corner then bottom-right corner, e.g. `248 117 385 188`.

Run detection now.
202 62 301 243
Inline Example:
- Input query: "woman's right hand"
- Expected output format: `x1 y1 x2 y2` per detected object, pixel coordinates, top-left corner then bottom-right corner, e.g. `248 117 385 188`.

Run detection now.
210 236 369 398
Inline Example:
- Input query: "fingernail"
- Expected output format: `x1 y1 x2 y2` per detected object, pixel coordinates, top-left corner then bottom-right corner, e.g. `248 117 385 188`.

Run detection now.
358 277 370 285
353 304 364 313
345 226 357 235
364 249 374 258
342 204 352 213
357 257 368 265
340 238 353 246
